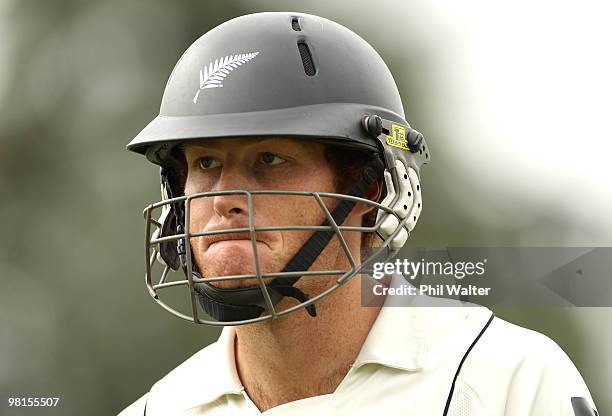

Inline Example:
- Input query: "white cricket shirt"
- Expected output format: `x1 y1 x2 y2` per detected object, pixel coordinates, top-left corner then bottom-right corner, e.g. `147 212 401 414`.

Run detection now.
119 275 598 415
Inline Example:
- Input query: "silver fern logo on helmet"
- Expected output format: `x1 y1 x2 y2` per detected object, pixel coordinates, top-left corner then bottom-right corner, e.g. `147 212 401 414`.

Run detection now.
193 52 260 103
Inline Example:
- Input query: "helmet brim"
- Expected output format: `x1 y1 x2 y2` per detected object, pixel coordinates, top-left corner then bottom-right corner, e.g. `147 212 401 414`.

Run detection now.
127 103 407 155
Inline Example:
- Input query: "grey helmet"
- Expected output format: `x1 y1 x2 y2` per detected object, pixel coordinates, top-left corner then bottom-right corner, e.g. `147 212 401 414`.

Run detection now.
128 11 430 326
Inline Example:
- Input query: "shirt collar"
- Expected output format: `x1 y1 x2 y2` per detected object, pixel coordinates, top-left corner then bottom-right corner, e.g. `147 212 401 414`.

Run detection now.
179 326 243 411
352 273 429 371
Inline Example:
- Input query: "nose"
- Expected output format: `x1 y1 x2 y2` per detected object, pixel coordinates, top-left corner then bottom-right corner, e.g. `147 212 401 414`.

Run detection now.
211 166 250 219
213 194 248 217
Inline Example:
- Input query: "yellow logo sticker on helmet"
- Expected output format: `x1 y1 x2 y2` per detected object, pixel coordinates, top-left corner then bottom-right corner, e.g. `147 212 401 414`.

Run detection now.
386 124 410 151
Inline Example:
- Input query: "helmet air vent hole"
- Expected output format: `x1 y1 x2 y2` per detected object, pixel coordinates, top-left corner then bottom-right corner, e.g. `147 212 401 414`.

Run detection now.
297 42 316 76
403 205 408 210
403 174 408 179
417 185 420 191
291 16 301 31
413 215 417 221
418 203 421 208
408 191 411 197
425 153 429 158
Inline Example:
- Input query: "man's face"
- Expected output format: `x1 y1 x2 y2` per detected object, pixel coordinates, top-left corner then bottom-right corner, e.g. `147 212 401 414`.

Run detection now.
183 137 351 291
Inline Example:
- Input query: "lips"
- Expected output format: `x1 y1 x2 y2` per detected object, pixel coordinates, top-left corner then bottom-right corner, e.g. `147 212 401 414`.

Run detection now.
201 231 270 250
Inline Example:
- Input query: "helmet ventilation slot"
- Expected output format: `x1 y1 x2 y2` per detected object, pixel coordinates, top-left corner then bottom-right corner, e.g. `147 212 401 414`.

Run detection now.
297 41 316 76
291 16 301 31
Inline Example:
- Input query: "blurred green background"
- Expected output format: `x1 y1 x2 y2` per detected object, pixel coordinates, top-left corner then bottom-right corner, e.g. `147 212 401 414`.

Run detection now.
1 0 610 414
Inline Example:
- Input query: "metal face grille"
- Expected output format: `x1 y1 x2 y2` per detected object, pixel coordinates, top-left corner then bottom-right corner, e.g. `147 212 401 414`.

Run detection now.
143 189 407 326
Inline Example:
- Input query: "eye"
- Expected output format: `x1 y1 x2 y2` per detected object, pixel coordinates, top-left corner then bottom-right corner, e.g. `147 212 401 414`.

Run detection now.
197 156 222 170
259 152 286 166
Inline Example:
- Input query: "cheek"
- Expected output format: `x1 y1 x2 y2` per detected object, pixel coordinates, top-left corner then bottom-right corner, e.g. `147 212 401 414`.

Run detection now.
309 165 337 193
183 170 196 195
184 170 218 195
183 172 216 233
187 199 213 262
273 168 338 224
252 193 324 227
187 198 213 232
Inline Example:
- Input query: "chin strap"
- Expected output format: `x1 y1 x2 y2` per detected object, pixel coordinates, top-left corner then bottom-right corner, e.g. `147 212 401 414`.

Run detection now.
191 154 384 323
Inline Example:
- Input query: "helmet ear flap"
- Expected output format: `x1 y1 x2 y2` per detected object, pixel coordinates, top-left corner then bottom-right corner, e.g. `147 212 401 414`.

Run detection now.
155 204 182 270
151 168 185 271
375 159 422 248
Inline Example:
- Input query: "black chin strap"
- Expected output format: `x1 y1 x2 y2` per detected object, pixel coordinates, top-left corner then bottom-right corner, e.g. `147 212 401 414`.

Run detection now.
192 154 384 322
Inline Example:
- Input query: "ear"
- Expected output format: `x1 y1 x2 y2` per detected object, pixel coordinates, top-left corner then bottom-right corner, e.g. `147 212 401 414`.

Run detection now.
349 176 384 218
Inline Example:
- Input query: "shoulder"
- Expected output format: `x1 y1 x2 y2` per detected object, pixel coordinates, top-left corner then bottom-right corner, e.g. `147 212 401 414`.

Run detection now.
457 315 597 415
117 393 148 416
474 314 566 363
473 316 587 386
116 341 222 415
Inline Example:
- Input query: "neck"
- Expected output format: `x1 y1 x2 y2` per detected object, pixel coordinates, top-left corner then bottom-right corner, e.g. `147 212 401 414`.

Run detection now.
234 268 381 411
